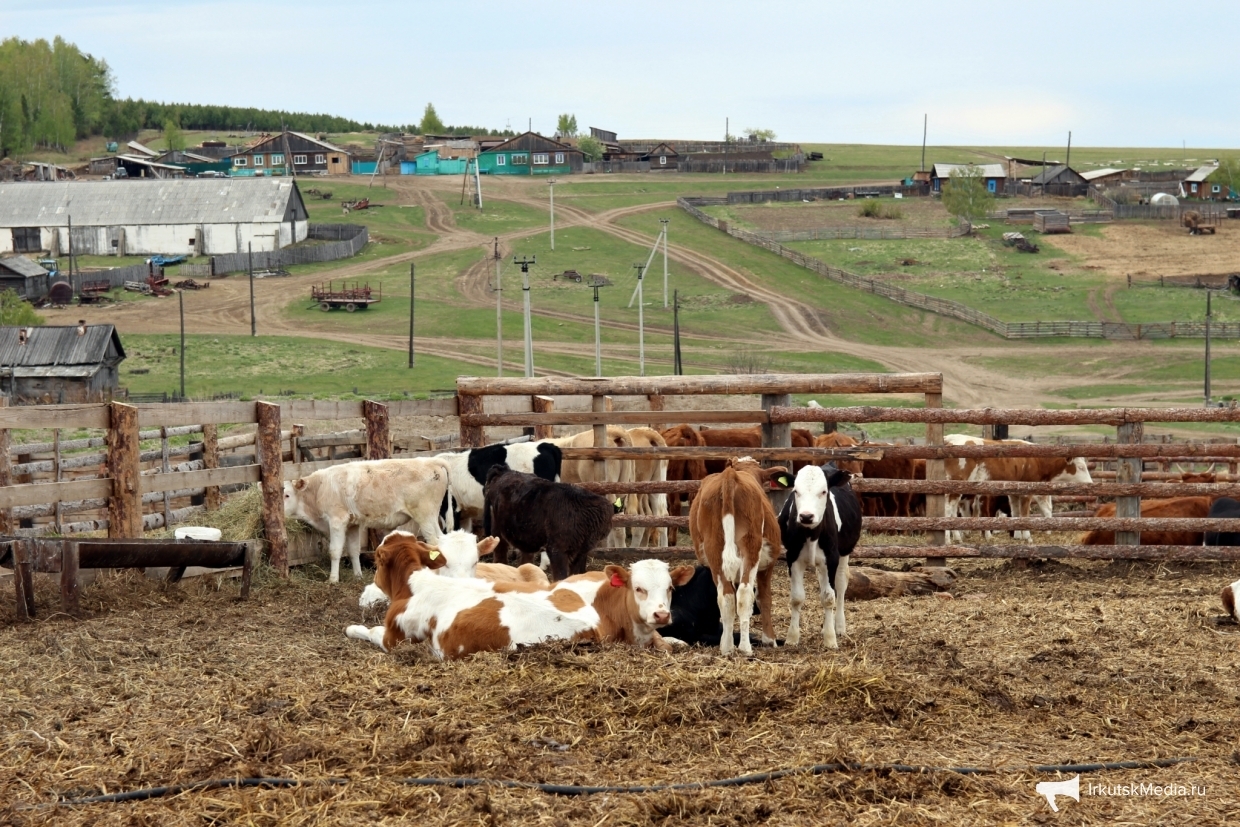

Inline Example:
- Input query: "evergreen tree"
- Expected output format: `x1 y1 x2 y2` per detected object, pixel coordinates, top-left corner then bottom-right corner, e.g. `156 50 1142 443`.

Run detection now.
419 103 445 135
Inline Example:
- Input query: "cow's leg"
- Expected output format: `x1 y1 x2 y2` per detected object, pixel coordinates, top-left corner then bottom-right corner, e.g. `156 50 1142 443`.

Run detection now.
818 551 839 650
786 550 810 646
756 564 777 646
735 565 758 656
944 494 961 544
667 493 681 546
345 624 389 651
346 524 364 578
327 520 348 583
1011 495 1031 542
652 492 669 547
715 575 737 656
834 555 850 637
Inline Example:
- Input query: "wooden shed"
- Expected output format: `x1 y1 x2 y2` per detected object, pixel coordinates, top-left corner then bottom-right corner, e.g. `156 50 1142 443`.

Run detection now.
0 323 126 404
1032 210 1071 234
1030 165 1088 197
0 256 51 301
931 163 1006 195
641 142 680 169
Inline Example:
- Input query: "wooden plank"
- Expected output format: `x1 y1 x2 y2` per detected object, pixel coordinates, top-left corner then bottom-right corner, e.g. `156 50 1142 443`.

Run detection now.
851 544 1240 561
0 398 11 535
456 373 942 397
61 542 80 617
0 403 109 430
862 516 1240 531
364 400 391 460
386 398 459 417
135 401 257 427
770 404 1240 426
203 424 220 511
867 443 1240 460
140 464 261 494
532 396 556 440
761 392 791 514
257 401 287 576
592 396 607 486
848 479 1240 497
281 399 364 421
108 402 142 539
284 457 358 477
298 430 365 449
14 539 35 619
924 391 946 566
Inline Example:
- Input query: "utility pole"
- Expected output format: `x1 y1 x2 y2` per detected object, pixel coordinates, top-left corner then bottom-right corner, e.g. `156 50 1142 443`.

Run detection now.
548 178 556 250
1041 151 1047 197
414 265 424 369
494 238 503 376
179 290 185 400
660 219 669 308
920 114 927 172
1205 290 1213 405
514 255 536 377
1066 131 1072 170
634 262 646 376
591 279 610 376
673 289 682 376
723 117 728 175
248 242 256 336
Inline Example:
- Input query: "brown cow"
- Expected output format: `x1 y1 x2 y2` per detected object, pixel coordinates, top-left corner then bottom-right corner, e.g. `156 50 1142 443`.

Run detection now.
689 457 792 655
1081 497 1212 546
697 426 815 474
858 443 925 521
660 424 709 546
813 432 864 475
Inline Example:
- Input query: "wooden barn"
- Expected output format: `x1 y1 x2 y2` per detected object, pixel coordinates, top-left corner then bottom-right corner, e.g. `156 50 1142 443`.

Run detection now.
0 256 51 301
931 163 1006 194
642 142 680 169
476 132 583 175
1183 166 1221 200
229 131 351 176
0 323 125 404
1030 165 1088 197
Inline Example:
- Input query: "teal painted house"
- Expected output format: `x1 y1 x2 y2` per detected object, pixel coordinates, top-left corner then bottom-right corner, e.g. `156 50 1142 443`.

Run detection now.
476 132 583 176
402 150 469 175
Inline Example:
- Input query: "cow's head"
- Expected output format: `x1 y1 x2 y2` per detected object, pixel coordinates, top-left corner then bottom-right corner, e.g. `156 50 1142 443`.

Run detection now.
282 478 308 515
1056 457 1094 485
791 464 829 528
373 531 447 600
607 560 695 628
484 462 512 489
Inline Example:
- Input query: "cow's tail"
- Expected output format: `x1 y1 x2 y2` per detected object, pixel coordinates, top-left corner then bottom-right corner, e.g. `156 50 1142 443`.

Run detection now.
720 468 739 565
438 486 456 533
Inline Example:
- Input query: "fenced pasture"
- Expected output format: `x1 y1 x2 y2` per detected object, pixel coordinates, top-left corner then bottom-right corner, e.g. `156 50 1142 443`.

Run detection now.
4 374 1240 822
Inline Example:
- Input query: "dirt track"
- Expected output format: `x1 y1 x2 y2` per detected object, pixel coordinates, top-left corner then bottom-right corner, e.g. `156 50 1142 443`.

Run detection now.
43 176 1235 408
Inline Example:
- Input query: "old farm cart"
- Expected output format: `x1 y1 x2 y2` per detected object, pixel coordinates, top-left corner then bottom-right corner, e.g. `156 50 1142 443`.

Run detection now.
454 373 1240 563
311 281 382 312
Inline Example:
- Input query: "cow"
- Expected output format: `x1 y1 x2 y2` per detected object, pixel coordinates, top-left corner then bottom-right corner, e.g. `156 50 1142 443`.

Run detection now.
697 426 816 475
943 437 1091 543
813 432 864 475
944 434 1051 539
1222 579 1240 624
778 463 862 649
434 440 563 533
549 426 636 548
346 532 693 658
1204 496 1240 546
660 423 710 546
657 565 768 648
688 456 792 655
283 457 451 583
626 426 669 547
483 465 613 580
1080 497 1212 546
855 443 925 522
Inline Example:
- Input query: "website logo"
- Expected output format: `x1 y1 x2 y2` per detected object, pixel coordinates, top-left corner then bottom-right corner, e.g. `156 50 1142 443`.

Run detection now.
1035 775 1080 812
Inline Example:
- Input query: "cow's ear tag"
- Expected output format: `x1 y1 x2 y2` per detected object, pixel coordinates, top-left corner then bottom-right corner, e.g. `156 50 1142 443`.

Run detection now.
614 498 623 508
779 475 791 486
610 573 625 588
428 550 440 560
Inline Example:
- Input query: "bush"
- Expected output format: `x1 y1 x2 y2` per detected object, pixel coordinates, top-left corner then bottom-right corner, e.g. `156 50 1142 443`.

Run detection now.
857 200 903 220
0 289 44 327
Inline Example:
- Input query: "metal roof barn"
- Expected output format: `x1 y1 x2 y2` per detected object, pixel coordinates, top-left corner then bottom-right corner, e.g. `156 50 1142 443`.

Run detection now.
0 179 309 257
0 323 126 404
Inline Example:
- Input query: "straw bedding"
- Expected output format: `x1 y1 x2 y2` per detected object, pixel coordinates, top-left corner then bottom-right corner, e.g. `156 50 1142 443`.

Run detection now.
2 536 1238 825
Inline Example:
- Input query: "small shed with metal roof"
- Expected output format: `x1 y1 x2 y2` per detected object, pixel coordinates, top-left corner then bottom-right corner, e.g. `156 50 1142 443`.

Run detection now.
0 256 52 301
1029 165 1088 197
0 178 309 257
0 323 126 403
930 162 1007 194
1183 165 1221 200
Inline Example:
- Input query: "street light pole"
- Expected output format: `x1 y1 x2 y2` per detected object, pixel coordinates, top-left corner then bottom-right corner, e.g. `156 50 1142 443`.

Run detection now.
633 262 646 376
549 178 556 251
593 282 603 376
659 218 669 308
1205 290 1213 405
515 255 536 377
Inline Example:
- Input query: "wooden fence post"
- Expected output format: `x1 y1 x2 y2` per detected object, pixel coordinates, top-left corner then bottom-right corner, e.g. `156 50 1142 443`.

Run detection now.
257 401 288 576
0 398 11 536
532 396 556 440
1115 421 1144 546
592 395 608 484
107 402 142 538
647 394 665 414
203 424 221 511
363 400 391 459
761 393 792 513
458 392 485 448
924 391 946 567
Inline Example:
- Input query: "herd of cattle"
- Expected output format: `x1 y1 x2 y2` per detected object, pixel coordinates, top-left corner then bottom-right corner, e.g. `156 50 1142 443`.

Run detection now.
281 422 1240 659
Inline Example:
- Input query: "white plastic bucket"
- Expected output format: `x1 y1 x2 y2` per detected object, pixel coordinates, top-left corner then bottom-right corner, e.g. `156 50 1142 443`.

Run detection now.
174 526 222 541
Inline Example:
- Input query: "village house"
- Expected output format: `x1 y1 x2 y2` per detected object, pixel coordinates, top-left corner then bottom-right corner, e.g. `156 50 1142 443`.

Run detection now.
1183 165 1221 200
229 131 351 176
1029 165 1088 197
0 178 309 257
476 132 583 175
930 163 1007 194
0 323 125 404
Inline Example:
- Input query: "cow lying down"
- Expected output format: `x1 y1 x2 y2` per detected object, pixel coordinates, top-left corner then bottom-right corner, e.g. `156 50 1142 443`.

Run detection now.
347 531 693 659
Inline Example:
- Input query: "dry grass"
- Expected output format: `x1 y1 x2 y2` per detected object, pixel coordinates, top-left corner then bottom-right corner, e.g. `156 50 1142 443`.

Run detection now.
3 533 1239 825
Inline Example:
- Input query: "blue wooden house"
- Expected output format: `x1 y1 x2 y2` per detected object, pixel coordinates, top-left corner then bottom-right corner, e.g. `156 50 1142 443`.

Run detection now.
476 132 583 175
401 150 469 175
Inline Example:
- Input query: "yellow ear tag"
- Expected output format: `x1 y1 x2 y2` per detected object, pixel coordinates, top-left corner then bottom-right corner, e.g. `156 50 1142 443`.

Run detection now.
428 550 440 560
779 475 790 486
614 498 623 508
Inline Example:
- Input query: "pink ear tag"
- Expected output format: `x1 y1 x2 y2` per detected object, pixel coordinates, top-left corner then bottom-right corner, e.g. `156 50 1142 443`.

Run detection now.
610 573 625 588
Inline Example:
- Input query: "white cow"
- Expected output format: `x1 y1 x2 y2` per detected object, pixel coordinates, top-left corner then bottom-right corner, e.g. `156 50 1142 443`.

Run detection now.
283 457 450 583
627 426 669 547
548 426 637 548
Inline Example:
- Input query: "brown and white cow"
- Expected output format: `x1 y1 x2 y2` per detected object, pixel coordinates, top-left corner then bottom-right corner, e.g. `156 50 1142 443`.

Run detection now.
346 532 693 658
1080 497 1213 546
1222 580 1240 624
689 457 792 655
696 426 816 475
283 457 451 583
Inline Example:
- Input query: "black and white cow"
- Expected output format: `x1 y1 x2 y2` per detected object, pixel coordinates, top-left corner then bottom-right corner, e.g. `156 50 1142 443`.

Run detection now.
436 441 562 532
778 463 861 649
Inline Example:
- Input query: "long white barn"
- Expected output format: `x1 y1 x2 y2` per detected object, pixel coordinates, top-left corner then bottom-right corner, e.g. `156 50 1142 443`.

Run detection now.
0 178 309 257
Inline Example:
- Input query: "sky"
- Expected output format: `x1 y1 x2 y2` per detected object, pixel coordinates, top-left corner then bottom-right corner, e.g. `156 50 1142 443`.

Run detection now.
4 0 1238 148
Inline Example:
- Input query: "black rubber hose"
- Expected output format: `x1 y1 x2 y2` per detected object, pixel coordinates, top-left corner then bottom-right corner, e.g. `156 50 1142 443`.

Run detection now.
31 757 1193 808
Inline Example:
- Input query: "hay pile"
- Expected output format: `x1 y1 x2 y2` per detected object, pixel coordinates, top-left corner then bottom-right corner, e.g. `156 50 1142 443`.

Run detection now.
2 546 1238 825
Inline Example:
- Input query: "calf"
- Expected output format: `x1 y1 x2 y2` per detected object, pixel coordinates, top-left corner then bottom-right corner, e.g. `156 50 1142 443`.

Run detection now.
1081 497 1212 546
657 565 768 648
283 457 450 583
778 464 862 649
627 426 670 547
660 423 710 546
435 440 563 532
688 456 792 655
1222 580 1240 624
1204 496 1240 546
483 465 613 580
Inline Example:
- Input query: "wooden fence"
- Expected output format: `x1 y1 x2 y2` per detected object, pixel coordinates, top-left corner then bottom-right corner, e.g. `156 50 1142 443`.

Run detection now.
208 224 368 275
679 197 1240 341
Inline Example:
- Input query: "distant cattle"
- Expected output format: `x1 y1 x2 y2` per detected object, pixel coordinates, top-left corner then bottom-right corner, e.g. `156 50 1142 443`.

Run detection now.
283 457 450 583
346 532 692 658
434 441 562 533
626 427 669 547
689 457 792 655
1080 497 1212 546
696 426 815 475
778 464 861 649
857 443 925 521
483 465 613 580
813 432 864 476
659 424 710 545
